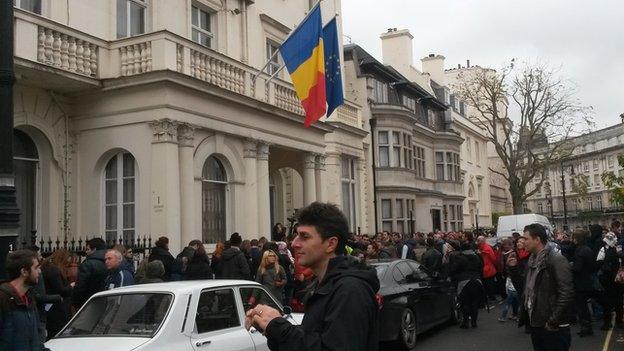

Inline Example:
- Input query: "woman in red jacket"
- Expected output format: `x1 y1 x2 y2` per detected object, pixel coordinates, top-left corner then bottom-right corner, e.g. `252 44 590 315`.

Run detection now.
477 236 498 301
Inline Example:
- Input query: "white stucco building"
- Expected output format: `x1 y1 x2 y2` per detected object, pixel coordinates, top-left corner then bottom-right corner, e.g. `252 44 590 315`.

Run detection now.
11 0 371 253
524 121 624 229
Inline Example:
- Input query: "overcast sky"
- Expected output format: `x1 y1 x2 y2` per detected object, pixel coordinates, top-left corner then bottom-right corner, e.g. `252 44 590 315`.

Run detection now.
341 0 624 128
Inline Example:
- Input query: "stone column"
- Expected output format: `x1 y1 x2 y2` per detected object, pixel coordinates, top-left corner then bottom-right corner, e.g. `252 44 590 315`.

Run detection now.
243 139 259 238
178 123 195 246
303 153 317 205
315 154 327 202
257 142 271 238
150 118 182 254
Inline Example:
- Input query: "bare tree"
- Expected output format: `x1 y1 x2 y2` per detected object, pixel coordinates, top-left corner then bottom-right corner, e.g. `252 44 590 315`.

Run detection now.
454 62 593 214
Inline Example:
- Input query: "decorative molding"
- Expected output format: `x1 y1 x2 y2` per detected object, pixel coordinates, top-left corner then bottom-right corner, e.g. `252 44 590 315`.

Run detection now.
243 138 257 158
256 141 270 161
177 123 195 147
315 154 326 171
304 153 317 169
150 118 178 143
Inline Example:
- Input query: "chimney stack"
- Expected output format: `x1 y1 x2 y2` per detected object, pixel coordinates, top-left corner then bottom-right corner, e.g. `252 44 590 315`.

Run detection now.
380 28 414 75
467 59 471 68
421 53 446 84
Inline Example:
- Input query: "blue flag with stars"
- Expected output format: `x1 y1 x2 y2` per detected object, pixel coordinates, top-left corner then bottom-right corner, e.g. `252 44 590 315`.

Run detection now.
322 18 344 117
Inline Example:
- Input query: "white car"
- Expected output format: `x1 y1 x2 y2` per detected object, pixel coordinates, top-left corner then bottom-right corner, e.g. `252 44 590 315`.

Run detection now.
46 280 303 351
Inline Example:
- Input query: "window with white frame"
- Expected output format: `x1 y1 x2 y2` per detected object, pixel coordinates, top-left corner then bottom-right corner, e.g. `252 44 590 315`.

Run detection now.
378 131 389 167
395 199 405 233
608 155 615 168
537 202 543 214
446 204 462 231
266 40 281 75
403 133 412 170
370 79 388 103
381 199 392 232
437 152 461 181
414 146 426 178
593 159 599 171
443 205 448 232
583 162 589 173
192 4 215 48
435 152 445 181
104 152 136 243
594 174 601 188
466 137 472 161
588 197 593 210
14 0 42 14
475 140 480 163
117 0 146 39
392 132 401 167
341 156 357 232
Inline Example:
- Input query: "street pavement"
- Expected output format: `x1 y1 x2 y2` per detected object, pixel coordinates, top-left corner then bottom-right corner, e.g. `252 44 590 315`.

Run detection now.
381 302 620 351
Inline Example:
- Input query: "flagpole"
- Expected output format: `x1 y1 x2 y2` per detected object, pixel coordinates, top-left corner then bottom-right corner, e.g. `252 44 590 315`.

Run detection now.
265 63 287 85
251 0 323 84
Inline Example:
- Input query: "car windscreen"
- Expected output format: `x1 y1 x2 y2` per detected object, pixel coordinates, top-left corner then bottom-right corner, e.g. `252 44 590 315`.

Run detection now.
373 265 387 280
58 293 173 338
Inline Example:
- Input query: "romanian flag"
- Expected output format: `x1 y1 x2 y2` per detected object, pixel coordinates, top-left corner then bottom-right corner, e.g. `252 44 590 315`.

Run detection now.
280 5 326 127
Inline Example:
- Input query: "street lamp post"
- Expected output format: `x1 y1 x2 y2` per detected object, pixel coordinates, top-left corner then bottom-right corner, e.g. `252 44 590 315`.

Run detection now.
0 2 21 279
560 161 569 231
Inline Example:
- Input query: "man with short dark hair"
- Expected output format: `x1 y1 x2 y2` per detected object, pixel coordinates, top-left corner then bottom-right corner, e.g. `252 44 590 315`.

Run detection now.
220 233 251 280
104 249 135 289
508 223 574 351
245 202 380 351
422 237 443 278
73 238 108 307
0 250 47 350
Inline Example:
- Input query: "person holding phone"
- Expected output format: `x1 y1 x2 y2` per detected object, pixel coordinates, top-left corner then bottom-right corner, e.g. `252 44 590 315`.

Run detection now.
245 202 380 351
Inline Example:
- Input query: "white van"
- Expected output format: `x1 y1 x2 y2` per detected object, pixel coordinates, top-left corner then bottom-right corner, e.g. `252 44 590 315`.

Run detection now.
497 214 553 239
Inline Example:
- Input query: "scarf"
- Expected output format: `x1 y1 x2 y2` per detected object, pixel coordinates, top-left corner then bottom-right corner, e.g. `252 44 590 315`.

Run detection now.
524 246 550 320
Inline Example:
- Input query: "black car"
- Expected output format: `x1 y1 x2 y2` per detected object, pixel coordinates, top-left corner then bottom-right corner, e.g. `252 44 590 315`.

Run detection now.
371 259 457 350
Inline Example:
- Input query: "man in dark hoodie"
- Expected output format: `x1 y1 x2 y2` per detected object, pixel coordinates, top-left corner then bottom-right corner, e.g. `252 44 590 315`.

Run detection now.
220 233 251 280
245 202 380 351
73 238 108 308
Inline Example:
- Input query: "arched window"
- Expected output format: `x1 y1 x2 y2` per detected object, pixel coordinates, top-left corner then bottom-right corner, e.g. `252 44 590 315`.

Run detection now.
104 152 136 243
14 130 39 246
202 156 227 243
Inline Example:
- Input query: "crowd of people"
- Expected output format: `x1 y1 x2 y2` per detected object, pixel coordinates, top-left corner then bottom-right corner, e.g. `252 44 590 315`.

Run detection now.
1 209 622 351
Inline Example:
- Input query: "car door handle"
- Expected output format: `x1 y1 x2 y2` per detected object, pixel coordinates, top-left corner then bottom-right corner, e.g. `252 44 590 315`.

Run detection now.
250 327 258 334
195 340 212 347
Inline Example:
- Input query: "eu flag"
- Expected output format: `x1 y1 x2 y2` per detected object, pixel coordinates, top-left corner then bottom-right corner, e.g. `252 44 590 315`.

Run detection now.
322 17 344 118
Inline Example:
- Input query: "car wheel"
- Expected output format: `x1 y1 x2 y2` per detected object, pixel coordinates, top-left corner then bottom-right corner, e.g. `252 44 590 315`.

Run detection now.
449 295 461 325
399 308 417 350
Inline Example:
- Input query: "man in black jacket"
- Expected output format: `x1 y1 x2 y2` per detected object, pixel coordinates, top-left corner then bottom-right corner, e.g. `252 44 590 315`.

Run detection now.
245 202 380 351
73 238 108 307
421 237 443 278
571 229 600 336
508 224 574 351
220 233 251 280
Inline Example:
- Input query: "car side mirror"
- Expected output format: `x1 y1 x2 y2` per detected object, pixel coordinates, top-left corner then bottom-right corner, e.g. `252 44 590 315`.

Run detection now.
282 305 292 316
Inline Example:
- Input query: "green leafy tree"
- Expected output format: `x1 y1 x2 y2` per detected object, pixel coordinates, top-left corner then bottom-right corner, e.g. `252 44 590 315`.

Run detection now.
602 154 624 207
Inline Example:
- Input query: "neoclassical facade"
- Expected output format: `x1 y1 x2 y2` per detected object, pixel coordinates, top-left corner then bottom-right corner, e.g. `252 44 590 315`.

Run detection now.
11 0 369 253
524 122 624 229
